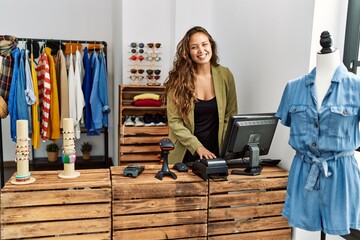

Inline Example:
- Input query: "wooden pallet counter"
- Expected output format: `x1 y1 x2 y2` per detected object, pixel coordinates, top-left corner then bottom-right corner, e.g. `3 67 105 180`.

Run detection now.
208 166 291 240
0 169 111 240
111 165 208 240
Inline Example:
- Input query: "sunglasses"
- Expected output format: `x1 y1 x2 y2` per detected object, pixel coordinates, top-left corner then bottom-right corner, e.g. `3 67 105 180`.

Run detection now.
146 69 161 75
130 42 145 48
130 69 145 74
147 43 161 49
130 75 145 81
147 75 161 80
146 56 161 62
130 55 145 61
131 48 144 54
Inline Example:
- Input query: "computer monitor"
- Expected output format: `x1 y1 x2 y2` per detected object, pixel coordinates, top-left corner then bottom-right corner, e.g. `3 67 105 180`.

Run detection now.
220 112 279 175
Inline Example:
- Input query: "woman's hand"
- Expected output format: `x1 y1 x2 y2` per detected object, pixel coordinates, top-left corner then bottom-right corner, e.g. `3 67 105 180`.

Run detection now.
196 146 217 159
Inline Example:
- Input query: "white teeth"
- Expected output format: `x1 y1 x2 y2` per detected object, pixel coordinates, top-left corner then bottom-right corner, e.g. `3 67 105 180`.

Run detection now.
198 54 206 59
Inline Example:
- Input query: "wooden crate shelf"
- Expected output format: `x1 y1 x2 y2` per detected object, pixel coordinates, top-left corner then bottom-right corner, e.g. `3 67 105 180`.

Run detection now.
208 166 291 240
0 169 111 239
111 165 208 239
118 85 169 166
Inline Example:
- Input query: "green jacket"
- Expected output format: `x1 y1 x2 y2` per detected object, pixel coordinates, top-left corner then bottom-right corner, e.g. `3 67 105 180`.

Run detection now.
167 65 238 164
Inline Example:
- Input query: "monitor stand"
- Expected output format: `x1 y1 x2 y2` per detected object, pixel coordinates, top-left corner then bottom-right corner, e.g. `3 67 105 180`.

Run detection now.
231 143 262 176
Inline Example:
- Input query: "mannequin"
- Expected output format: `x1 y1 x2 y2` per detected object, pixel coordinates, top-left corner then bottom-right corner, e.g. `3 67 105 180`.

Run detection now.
315 31 340 109
275 30 360 236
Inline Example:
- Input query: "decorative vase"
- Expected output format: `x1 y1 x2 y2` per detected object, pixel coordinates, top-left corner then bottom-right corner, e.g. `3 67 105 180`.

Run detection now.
82 151 91 160
47 152 58 162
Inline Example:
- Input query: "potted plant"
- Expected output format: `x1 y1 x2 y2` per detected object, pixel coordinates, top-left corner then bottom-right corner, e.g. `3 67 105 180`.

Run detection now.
81 142 93 160
46 142 59 162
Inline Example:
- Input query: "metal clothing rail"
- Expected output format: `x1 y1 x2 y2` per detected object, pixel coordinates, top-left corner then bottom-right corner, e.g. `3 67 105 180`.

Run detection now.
1 37 109 188
15 37 107 46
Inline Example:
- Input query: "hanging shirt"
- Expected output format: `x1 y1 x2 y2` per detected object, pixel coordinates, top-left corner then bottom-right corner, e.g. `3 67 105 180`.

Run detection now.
8 49 31 140
56 49 69 128
8 48 20 141
73 49 85 139
36 52 51 141
82 47 93 131
18 49 31 132
98 51 110 128
0 35 16 101
30 52 40 149
44 47 60 140
276 64 360 235
90 51 110 134
68 53 76 134
24 49 36 133
88 51 100 135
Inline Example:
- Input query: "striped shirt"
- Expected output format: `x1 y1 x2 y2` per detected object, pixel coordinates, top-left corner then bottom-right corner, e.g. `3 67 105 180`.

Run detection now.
36 52 51 141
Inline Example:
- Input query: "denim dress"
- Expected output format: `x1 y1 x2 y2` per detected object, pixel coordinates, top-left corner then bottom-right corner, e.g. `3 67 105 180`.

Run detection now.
276 64 360 235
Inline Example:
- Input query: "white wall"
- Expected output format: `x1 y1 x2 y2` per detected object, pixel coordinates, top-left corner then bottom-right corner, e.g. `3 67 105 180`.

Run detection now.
309 0 349 70
210 0 316 174
0 0 114 161
121 0 174 85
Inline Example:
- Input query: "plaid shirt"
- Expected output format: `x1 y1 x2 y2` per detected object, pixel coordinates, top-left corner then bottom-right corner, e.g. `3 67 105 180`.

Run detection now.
0 35 16 101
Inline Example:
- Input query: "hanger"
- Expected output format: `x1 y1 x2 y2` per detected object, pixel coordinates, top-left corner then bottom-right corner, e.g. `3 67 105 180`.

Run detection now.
65 42 82 54
43 39 46 52
88 43 102 51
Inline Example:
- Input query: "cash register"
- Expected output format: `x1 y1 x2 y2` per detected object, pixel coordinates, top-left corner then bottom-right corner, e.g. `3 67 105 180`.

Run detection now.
192 158 228 180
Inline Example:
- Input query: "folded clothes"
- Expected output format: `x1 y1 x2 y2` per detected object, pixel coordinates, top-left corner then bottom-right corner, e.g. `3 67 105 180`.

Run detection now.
132 99 163 107
133 93 160 101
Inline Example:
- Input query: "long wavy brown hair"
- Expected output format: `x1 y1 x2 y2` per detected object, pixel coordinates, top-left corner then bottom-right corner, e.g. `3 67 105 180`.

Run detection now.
164 26 219 123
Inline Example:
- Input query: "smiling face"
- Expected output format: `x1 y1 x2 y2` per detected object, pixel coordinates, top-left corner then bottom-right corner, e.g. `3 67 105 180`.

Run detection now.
188 32 213 66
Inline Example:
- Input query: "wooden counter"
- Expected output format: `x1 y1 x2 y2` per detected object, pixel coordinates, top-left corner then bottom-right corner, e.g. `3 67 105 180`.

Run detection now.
0 169 111 239
1 165 290 240
208 166 291 240
111 165 208 239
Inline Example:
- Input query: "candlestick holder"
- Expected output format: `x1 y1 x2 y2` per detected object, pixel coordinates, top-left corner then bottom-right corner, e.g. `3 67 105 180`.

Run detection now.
58 118 80 179
11 120 36 185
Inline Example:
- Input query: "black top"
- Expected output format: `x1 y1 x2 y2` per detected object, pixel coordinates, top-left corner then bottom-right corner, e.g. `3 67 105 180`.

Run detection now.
183 97 219 163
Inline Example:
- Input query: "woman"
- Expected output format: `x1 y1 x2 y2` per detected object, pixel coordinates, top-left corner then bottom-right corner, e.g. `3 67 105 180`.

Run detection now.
164 26 238 164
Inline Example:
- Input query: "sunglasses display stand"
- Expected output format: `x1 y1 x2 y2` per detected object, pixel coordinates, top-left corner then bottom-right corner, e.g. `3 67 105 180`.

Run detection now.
128 42 162 86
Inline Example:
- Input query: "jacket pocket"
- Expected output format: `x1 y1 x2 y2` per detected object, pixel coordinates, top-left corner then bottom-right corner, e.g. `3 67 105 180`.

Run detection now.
328 106 358 138
289 105 307 136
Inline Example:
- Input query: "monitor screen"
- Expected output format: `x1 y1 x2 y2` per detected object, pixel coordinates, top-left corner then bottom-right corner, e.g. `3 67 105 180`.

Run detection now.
220 113 279 173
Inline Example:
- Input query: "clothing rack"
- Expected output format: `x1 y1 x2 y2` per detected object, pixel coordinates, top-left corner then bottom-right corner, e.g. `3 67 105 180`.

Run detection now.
1 37 109 188
15 37 107 51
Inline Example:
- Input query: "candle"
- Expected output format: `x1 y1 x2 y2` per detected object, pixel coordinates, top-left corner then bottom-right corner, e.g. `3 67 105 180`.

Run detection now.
62 118 75 155
58 118 80 178
16 120 29 177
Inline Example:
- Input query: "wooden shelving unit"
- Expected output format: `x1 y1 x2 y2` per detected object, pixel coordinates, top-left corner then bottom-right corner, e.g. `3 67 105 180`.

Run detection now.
118 85 169 165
